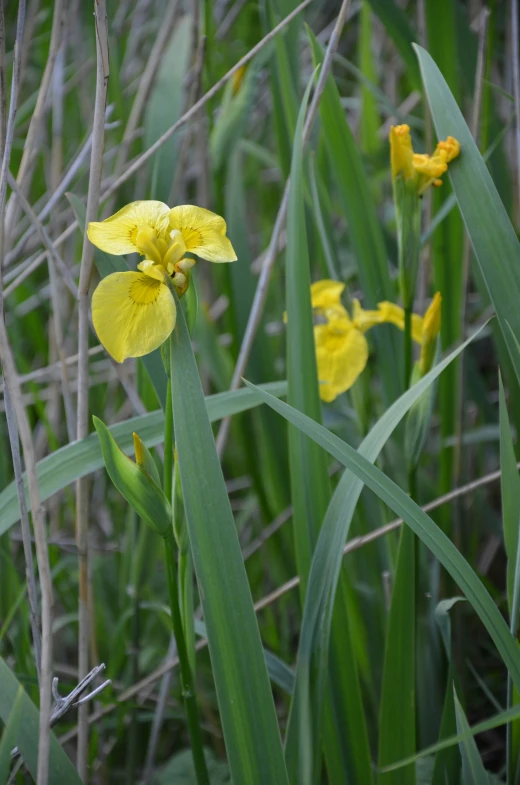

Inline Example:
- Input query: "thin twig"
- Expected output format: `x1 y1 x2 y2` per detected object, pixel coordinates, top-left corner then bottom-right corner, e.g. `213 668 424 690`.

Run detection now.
0 320 54 785
110 0 179 203
3 1 314 297
4 0 65 243
0 7 54 783
7 173 77 440
100 0 314 203
216 0 352 456
75 1 109 779
3 386 42 680
58 459 511 742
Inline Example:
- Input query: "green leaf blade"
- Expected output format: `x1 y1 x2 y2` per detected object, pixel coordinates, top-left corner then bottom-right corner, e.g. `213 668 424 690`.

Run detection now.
170 300 289 785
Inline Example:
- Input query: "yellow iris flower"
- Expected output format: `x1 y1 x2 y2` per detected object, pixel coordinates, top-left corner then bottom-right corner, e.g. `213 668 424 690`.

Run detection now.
311 280 440 402
87 201 237 362
419 291 442 376
389 124 460 195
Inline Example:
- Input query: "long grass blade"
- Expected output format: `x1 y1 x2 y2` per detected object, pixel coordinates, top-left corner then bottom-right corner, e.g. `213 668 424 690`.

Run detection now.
243 376 520 698
170 295 289 785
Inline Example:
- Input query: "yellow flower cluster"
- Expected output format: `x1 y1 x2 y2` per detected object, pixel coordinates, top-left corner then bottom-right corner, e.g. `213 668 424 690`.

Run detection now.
87 201 236 362
390 124 460 194
311 280 441 402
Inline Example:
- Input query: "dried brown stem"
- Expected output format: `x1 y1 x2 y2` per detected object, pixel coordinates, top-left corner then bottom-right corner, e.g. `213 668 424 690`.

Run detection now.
75 1 109 778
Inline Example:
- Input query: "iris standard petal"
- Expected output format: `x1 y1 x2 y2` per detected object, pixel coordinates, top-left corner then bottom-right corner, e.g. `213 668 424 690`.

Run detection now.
88 200 171 256
92 271 176 363
314 324 369 402
169 205 237 262
389 124 414 180
310 279 345 310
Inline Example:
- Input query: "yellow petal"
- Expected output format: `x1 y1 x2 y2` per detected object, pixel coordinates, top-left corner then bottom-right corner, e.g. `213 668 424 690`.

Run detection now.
137 260 167 281
352 298 385 332
92 271 176 363
412 153 448 180
434 136 460 163
389 124 414 180
311 279 345 310
314 323 369 402
423 291 442 342
87 200 171 256
377 301 423 343
169 205 237 262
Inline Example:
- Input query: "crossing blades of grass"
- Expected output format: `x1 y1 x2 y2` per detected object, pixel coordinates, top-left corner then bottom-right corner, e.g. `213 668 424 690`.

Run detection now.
169 293 289 785
242 376 520 702
282 66 331 785
454 688 491 785
0 382 287 535
415 45 520 384
381 701 520 773
265 326 485 785
0 657 84 785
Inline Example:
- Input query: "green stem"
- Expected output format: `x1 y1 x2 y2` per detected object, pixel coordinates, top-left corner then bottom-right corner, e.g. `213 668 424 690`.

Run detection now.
404 304 413 391
164 379 174 501
163 530 210 785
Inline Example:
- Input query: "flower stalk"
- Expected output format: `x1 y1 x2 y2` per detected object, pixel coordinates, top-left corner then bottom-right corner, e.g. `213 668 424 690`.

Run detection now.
163 528 210 785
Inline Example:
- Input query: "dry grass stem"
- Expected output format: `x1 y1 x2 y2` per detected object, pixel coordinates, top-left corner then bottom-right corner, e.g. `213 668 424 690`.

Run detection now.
75 1 110 778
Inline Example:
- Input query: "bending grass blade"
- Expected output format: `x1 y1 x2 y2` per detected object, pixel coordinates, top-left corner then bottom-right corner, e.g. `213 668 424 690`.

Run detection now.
0 658 84 785
243 373 520 705
275 326 486 785
283 66 332 785
498 373 520 782
415 45 520 384
454 688 489 785
381 702 520 773
169 293 289 785
0 382 287 535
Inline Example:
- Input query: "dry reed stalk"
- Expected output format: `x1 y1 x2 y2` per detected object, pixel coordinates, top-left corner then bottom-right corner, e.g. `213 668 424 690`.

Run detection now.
75 1 109 778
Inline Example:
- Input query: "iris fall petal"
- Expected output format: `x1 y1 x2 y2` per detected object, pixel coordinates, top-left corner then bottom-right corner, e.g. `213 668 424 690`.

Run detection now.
314 323 369 402
92 271 176 363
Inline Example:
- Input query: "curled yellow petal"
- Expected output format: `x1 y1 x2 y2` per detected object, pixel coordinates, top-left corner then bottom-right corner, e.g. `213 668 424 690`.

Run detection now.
352 298 385 332
311 279 345 310
435 136 460 163
377 301 423 343
137 260 167 281
419 292 442 375
412 153 448 180
169 205 237 262
314 321 369 402
389 124 414 180
87 200 171 256
92 271 176 363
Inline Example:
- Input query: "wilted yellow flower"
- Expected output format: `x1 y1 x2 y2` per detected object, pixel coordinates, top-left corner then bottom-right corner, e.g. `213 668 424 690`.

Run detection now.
88 201 236 362
419 292 442 375
310 280 441 402
390 124 460 195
